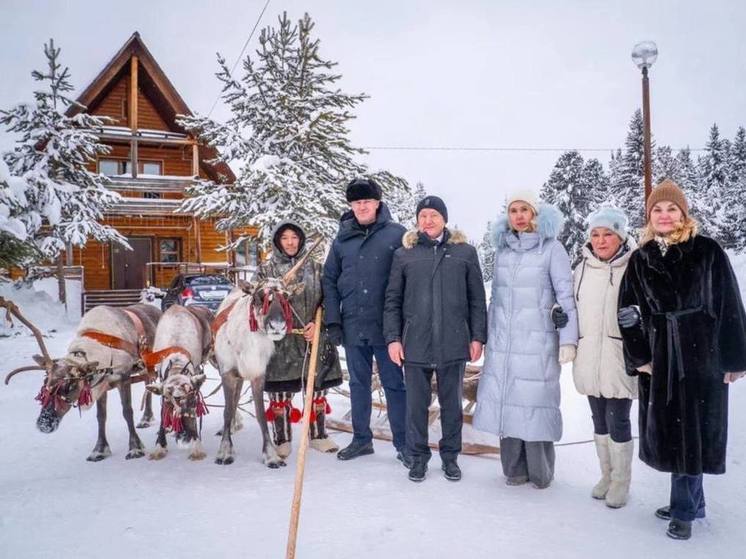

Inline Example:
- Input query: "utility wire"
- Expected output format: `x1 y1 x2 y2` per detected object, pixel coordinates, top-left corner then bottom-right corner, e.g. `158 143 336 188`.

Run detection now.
206 0 272 117
362 145 707 153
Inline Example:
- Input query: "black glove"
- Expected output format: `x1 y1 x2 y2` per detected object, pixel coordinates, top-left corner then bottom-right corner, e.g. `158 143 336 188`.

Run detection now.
326 323 343 346
617 306 641 329
551 306 569 329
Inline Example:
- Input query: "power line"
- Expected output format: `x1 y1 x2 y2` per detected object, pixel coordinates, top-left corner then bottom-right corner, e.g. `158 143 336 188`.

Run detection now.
206 0 272 117
361 145 707 153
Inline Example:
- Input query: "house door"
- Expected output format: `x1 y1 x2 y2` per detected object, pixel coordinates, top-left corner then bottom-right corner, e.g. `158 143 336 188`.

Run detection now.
112 237 152 289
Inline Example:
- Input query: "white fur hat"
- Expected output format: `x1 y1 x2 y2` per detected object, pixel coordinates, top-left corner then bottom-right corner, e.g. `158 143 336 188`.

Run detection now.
586 206 628 241
507 190 538 213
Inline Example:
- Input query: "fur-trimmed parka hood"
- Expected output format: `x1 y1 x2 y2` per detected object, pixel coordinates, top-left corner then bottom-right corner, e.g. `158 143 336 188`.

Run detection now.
402 228 468 249
492 203 565 249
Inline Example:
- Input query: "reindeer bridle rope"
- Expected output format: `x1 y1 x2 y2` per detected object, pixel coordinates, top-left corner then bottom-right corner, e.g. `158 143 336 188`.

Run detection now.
36 374 95 412
161 386 209 434
248 289 294 333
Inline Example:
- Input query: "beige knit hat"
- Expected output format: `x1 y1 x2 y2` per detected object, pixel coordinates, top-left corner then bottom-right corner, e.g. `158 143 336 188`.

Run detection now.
646 178 689 219
507 190 538 213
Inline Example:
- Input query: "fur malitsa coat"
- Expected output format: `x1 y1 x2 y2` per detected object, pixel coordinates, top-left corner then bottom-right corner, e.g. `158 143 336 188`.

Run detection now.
619 234 746 475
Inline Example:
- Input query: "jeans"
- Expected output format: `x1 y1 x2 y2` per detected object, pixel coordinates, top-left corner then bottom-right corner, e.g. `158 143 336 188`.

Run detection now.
345 344 407 451
670 473 706 521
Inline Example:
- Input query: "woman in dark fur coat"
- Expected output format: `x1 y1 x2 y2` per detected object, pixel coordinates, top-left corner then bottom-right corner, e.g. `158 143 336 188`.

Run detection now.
618 179 746 541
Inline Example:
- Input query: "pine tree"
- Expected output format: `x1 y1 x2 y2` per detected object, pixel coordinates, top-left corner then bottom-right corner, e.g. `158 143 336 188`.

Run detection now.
1 40 127 300
1 42 126 258
370 170 416 228
413 181 427 203
698 124 730 244
477 222 494 282
580 158 610 209
654 145 680 184
609 110 652 230
539 150 593 264
178 13 410 246
726 127 746 250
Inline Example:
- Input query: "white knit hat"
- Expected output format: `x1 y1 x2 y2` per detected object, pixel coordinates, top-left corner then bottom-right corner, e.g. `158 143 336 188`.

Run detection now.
586 206 628 242
507 190 538 213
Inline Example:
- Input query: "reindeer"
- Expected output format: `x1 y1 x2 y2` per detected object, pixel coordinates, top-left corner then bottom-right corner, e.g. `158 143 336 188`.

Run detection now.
144 305 214 461
212 277 305 468
5 303 161 461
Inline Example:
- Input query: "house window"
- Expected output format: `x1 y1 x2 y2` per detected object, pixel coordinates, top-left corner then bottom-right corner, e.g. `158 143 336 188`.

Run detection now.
99 159 121 176
123 160 163 176
142 162 162 175
159 239 180 263
143 191 162 199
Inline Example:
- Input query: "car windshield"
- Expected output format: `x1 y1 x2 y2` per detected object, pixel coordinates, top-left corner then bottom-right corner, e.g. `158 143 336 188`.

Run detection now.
185 275 232 286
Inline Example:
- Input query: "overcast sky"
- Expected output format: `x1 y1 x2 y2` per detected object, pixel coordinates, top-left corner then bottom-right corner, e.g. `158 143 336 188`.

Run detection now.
1 0 745 239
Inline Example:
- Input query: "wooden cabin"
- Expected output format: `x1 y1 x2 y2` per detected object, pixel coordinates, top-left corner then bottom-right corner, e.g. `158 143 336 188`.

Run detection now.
64 32 257 311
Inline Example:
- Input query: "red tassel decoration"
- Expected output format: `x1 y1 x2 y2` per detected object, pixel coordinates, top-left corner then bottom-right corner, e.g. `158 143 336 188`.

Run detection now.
171 412 183 434
162 403 173 430
249 303 259 332
35 385 52 407
77 382 93 407
195 392 209 417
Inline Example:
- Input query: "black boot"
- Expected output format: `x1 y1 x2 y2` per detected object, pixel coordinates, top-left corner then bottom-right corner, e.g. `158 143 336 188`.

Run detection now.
666 519 692 540
655 506 671 520
268 392 292 459
408 460 428 482
396 451 413 469
441 459 461 481
337 441 374 461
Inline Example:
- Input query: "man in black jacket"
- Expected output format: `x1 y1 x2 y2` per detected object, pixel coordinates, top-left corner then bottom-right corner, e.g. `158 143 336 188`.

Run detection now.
323 178 408 462
384 196 487 482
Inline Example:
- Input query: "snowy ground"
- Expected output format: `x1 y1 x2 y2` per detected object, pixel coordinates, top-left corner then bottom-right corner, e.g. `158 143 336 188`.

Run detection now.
2 262 746 558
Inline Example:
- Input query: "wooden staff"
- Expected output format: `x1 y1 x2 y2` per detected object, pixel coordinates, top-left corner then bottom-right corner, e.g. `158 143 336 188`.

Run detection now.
285 306 324 559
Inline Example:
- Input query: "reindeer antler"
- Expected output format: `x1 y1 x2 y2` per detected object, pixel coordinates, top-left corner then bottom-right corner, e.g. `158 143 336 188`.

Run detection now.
282 236 325 285
1 295 53 368
4 365 47 385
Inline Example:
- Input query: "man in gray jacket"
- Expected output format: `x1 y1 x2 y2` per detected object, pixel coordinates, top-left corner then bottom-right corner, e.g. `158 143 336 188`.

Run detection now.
384 196 487 482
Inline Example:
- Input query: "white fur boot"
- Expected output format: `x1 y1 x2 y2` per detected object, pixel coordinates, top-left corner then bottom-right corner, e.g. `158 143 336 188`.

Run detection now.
591 434 611 500
606 439 633 508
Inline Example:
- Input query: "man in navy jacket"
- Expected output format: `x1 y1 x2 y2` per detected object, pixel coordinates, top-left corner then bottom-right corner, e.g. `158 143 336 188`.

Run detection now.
323 178 408 462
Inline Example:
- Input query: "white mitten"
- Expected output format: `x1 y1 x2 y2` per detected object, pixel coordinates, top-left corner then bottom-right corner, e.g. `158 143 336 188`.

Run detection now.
637 363 653 374
558 344 576 365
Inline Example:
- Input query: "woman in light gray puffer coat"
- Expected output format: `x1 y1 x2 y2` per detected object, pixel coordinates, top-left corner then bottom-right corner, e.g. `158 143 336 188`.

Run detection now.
474 192 578 488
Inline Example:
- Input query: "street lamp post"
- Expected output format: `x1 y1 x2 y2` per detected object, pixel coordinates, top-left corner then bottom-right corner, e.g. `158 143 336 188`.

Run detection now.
631 41 658 203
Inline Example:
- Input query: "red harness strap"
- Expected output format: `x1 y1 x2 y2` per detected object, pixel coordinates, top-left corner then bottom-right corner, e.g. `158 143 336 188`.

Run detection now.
141 346 193 374
79 330 139 357
211 300 237 342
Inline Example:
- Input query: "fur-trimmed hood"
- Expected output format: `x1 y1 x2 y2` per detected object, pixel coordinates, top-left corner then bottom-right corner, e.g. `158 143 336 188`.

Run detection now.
492 203 565 249
402 228 468 249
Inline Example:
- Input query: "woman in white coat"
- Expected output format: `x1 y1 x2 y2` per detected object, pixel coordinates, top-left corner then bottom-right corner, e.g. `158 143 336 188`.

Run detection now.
570 207 637 508
474 191 578 489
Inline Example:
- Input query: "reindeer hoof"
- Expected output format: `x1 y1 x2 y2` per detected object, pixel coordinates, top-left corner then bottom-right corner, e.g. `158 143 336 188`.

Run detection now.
136 418 154 429
189 451 207 461
86 448 111 462
148 447 168 461
126 448 145 460
215 456 234 465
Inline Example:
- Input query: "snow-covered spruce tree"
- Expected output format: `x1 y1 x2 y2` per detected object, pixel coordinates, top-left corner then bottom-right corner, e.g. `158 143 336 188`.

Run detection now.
725 127 746 250
179 13 410 246
1 40 126 301
371 170 416 228
654 145 680 185
580 157 610 209
477 222 494 282
413 181 427 204
540 150 595 264
0 160 39 269
697 124 730 244
609 110 653 230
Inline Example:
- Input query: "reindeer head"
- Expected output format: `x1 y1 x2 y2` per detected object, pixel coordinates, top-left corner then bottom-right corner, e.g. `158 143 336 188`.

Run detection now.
3 303 117 433
146 361 206 443
30 353 115 433
246 278 304 342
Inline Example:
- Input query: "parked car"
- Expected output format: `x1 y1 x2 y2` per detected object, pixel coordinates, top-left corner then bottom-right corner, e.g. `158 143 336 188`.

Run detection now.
161 274 234 311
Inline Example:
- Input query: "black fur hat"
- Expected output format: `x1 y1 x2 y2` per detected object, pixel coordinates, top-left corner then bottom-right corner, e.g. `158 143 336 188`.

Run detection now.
346 178 382 202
